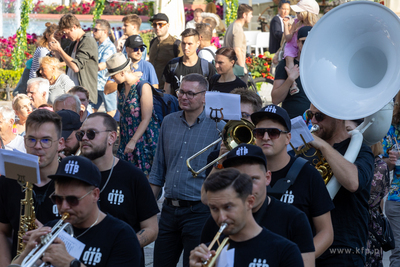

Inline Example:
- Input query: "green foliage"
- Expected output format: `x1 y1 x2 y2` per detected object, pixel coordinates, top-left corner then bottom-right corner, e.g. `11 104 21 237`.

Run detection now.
0 69 24 89
246 52 274 80
92 0 106 28
12 0 34 70
140 32 155 52
224 0 238 27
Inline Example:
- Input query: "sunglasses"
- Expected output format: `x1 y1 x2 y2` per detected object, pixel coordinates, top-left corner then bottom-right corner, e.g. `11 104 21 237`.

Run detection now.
152 22 167 28
133 46 145 52
75 129 112 141
93 28 104 33
50 189 93 207
306 110 325 123
253 128 289 140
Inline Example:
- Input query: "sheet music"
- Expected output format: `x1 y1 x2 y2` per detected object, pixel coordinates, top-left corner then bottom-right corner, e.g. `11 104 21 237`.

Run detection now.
58 230 85 259
205 92 241 121
215 244 234 267
287 116 314 152
0 149 40 183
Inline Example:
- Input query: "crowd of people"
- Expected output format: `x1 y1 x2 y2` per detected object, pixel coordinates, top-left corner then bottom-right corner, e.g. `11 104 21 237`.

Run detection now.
0 0 398 266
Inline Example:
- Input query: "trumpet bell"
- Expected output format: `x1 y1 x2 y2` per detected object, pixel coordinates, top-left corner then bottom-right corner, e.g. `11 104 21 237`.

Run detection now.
300 1 400 120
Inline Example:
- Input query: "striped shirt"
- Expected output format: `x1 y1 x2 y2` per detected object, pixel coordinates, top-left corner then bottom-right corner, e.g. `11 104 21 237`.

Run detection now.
149 110 225 201
29 47 50 79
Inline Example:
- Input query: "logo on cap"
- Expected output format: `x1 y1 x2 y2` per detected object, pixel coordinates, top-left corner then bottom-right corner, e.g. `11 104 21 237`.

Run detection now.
236 146 249 156
264 105 277 113
65 160 80 175
134 36 142 42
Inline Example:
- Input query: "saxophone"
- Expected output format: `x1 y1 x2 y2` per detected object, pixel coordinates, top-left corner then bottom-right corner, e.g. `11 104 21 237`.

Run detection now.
16 182 37 256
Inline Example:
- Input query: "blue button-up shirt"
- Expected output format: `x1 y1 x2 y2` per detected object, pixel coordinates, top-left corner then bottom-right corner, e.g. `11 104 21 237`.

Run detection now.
149 110 225 201
97 37 117 91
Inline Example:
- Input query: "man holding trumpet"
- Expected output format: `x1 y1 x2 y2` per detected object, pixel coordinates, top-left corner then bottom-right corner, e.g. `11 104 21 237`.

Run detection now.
190 168 303 266
12 156 141 267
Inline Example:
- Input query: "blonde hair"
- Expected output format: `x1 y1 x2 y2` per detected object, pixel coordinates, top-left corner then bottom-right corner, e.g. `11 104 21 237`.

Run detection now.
37 22 58 48
299 11 319 27
371 141 384 157
205 2 217 14
12 94 30 111
39 56 64 75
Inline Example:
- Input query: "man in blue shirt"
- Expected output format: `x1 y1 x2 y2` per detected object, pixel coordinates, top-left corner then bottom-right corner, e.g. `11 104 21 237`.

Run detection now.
125 35 159 88
92 19 117 117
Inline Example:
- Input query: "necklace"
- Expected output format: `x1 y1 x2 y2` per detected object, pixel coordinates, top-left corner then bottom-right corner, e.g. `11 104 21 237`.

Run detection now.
100 156 115 193
75 210 100 239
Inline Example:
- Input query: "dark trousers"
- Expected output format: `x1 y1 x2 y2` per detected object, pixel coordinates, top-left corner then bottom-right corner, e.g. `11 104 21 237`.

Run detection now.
316 253 364 267
153 201 210 267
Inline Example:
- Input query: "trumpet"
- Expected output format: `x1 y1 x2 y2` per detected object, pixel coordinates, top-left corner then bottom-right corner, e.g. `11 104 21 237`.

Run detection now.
21 213 74 267
203 223 229 267
187 119 255 177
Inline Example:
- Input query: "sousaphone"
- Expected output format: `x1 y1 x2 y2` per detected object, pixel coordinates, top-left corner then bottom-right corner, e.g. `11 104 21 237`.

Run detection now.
300 1 400 198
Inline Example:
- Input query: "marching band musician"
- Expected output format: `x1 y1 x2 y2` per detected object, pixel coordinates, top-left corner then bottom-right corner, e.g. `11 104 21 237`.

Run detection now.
12 156 141 267
306 104 374 267
0 109 63 267
149 73 225 267
190 168 304 267
250 104 334 259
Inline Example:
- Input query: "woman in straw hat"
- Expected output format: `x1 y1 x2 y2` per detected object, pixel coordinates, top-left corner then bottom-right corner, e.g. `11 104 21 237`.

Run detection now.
106 53 159 176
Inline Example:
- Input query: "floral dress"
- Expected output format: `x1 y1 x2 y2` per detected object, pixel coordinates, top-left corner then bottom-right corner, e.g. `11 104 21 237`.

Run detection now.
116 83 159 176
366 157 390 267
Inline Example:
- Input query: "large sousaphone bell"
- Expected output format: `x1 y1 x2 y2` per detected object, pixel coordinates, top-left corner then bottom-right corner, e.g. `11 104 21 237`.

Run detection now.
300 1 400 198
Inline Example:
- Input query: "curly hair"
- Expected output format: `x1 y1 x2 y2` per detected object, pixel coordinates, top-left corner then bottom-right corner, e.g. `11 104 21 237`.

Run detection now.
37 22 58 48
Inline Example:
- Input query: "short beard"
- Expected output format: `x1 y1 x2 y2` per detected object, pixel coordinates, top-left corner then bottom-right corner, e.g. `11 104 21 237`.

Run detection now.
81 141 107 160
63 142 80 156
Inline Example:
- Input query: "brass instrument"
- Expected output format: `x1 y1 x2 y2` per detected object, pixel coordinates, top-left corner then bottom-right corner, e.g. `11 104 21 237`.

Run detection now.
187 119 255 177
16 182 37 257
21 213 73 267
203 223 229 267
290 125 333 185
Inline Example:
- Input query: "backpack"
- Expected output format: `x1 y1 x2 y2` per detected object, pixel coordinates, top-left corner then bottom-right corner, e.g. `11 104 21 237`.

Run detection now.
135 81 180 124
150 38 181 58
169 57 210 80
200 48 216 60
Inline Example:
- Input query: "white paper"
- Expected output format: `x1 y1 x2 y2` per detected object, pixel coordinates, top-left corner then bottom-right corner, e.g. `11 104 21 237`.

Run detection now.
0 149 40 183
58 230 86 259
287 116 314 152
215 244 234 267
205 92 241 121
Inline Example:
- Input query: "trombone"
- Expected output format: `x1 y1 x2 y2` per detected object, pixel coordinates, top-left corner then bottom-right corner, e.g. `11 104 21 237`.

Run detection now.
202 223 229 267
187 119 255 177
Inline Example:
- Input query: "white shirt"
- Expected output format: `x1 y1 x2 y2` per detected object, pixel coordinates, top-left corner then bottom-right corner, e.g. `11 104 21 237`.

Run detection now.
198 46 217 63
5 135 26 153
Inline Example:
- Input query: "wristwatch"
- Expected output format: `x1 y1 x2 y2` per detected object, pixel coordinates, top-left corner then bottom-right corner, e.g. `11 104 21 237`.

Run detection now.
70 259 81 267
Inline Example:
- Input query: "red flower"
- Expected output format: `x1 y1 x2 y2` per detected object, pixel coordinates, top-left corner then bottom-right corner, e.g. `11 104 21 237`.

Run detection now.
258 54 263 58
110 2 115 7
262 73 266 78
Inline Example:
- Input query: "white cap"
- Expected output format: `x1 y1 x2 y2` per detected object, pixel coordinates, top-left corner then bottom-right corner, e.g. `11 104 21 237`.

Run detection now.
291 0 320 15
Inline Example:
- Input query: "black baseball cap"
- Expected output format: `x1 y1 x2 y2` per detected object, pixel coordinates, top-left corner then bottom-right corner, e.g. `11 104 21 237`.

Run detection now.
57 109 82 140
298 26 312 40
149 13 169 23
251 104 292 132
49 156 101 188
223 144 267 169
125 35 146 48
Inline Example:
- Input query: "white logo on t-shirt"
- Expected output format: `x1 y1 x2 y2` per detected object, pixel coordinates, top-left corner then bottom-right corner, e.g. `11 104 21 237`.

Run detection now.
249 258 269 267
264 105 277 113
280 190 294 204
53 205 60 217
107 189 125 205
83 247 102 266
65 160 80 174
236 146 249 156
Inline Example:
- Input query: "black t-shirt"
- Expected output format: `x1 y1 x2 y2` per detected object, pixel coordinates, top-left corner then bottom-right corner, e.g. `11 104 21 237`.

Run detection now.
315 139 374 261
47 214 141 266
201 196 314 254
0 177 59 257
270 156 335 233
274 58 310 119
209 74 247 93
209 227 304 267
98 159 159 233
163 57 216 94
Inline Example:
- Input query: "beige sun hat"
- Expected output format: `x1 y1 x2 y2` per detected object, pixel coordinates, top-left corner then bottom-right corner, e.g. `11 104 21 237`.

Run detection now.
105 52 131 77
291 0 320 15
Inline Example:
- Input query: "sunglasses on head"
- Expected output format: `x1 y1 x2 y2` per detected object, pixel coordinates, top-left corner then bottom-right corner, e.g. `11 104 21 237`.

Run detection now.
306 110 325 123
152 22 167 28
75 129 112 141
132 46 145 52
253 128 289 140
50 189 93 207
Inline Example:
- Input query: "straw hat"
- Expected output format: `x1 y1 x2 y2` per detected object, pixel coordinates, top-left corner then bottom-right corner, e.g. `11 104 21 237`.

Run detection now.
105 53 131 77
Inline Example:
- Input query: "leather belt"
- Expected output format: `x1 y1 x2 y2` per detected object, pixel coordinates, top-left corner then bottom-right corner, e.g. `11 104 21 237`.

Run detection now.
165 198 201 207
